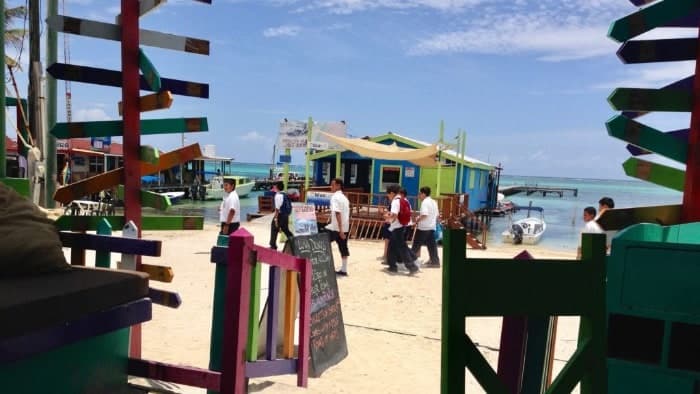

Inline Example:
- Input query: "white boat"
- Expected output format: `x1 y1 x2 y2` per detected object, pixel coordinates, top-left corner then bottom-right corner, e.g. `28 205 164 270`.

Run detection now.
160 191 185 204
202 175 255 200
501 203 546 245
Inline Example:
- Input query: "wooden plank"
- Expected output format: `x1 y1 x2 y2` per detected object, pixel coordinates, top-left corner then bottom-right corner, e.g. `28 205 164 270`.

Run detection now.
681 27 700 221
0 177 30 197
608 0 700 43
128 358 221 391
623 157 685 191
46 63 209 98
139 263 174 283
118 221 139 271
149 288 182 308
629 0 658 5
50 117 208 138
139 145 160 165
464 334 509 394
608 87 692 112
247 252 261 362
54 215 204 231
606 115 687 163
118 90 173 115
115 185 171 211
46 15 210 55
596 204 682 231
59 231 162 256
626 128 688 156
139 48 161 91
622 75 694 119
53 144 201 204
115 0 167 24
617 38 697 64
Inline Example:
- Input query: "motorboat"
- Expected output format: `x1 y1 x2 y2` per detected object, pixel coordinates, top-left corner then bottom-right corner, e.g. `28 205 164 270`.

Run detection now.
201 175 255 200
160 191 185 204
502 202 546 245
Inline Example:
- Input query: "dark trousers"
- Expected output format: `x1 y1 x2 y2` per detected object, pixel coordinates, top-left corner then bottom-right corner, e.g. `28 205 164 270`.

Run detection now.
411 229 440 265
269 214 293 250
328 230 350 257
387 227 418 271
220 222 240 235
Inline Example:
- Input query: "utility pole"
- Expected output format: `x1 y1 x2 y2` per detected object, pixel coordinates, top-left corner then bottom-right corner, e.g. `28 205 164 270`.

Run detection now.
28 0 40 144
46 0 59 207
0 0 6 179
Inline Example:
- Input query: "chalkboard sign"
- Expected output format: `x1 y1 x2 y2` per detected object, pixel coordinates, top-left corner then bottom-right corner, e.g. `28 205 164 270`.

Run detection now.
289 232 348 377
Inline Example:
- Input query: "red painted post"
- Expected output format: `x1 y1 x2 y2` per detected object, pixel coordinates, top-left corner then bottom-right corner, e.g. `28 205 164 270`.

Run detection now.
682 28 700 222
297 256 311 387
121 0 142 357
220 230 253 394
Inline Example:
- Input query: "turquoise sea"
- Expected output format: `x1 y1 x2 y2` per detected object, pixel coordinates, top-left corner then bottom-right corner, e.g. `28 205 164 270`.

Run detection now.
150 163 683 252
490 175 683 252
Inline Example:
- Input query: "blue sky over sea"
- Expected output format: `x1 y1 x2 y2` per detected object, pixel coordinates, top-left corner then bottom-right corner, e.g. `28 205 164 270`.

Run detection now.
5 0 697 179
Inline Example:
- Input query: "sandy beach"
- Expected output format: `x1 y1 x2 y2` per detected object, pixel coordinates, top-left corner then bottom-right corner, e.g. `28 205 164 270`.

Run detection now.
65 214 580 394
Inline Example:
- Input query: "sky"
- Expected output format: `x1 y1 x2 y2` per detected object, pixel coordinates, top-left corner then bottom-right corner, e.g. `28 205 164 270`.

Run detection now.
4 0 699 179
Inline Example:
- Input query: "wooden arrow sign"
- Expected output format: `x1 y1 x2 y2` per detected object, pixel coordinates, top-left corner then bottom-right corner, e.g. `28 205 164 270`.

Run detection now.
623 157 685 191
118 91 173 115
139 48 161 91
55 215 204 231
139 263 175 283
608 0 700 42
622 75 693 119
47 63 209 98
148 288 182 308
115 0 167 23
606 115 688 163
53 143 202 204
608 88 692 112
50 117 208 138
46 15 209 55
629 0 658 5
617 38 697 64
626 128 689 156
596 204 682 231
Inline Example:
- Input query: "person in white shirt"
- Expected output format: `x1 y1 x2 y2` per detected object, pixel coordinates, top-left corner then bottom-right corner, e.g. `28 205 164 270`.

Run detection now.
576 206 603 259
219 178 240 235
269 181 294 250
383 184 419 275
411 186 440 267
596 196 617 251
326 178 351 276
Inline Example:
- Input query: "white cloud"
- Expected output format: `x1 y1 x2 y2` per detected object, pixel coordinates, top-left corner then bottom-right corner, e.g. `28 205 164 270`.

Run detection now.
295 0 486 14
240 131 273 143
593 62 695 89
263 25 302 37
74 107 112 122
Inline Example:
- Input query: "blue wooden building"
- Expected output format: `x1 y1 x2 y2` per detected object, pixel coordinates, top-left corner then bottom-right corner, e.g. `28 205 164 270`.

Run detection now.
308 132 495 212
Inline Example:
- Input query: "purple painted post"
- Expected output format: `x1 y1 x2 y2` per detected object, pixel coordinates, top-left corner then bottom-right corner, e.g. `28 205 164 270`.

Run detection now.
496 250 533 394
266 266 281 361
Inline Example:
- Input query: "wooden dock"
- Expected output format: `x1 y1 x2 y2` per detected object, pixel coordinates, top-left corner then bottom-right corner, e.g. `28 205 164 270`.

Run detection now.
500 185 578 198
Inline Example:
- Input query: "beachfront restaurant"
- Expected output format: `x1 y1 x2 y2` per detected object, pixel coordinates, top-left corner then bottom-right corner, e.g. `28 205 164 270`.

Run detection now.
308 132 495 212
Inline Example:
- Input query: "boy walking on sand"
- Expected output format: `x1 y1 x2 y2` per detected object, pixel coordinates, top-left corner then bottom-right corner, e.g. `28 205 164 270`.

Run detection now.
384 185 419 275
411 186 440 268
326 178 351 276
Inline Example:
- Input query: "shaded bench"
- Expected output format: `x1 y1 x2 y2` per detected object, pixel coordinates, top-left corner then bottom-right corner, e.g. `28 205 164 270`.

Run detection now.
0 267 151 393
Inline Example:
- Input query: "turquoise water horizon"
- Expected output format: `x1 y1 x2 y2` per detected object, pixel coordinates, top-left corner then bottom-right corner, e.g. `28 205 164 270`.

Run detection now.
154 163 683 253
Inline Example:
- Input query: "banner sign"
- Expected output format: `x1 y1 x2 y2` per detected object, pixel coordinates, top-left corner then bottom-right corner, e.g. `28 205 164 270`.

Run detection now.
279 120 308 149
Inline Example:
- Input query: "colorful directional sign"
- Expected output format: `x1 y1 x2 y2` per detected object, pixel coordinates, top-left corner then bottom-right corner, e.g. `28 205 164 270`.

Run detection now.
606 115 688 163
46 15 210 55
47 63 209 98
139 145 160 165
617 38 697 64
139 48 162 91
118 91 173 115
626 128 689 156
55 215 204 231
50 117 208 138
608 88 692 112
622 75 693 119
596 204 682 231
140 263 175 283
116 185 171 211
53 144 202 204
623 157 685 192
608 0 700 42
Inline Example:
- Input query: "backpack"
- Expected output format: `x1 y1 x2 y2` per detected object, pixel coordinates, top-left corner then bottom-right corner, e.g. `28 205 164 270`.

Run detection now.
398 198 411 226
279 192 292 215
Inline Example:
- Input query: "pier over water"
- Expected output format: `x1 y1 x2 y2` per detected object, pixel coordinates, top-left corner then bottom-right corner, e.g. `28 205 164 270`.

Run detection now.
500 185 578 198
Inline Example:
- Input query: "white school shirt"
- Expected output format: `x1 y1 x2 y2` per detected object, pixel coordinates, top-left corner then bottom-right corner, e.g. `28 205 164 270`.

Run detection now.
388 196 403 232
220 190 240 223
274 192 284 210
417 196 439 231
326 190 350 233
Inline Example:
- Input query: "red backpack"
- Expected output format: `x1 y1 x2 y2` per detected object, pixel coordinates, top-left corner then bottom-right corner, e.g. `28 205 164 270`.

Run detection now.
398 198 411 226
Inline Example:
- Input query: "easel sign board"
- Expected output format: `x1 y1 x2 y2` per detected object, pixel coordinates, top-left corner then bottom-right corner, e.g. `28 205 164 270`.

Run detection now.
289 233 348 377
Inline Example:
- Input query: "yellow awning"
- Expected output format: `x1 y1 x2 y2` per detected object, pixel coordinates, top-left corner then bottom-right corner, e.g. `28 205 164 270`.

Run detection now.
319 131 438 167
